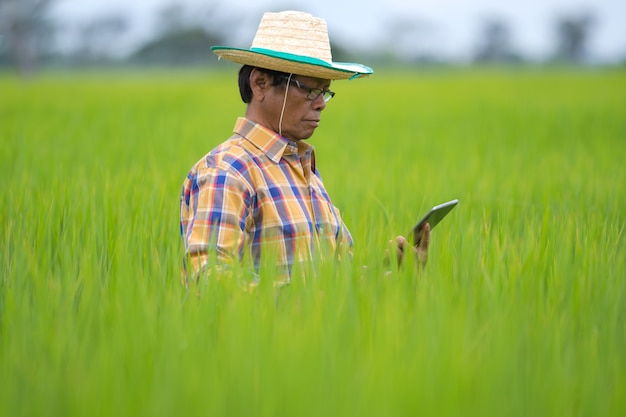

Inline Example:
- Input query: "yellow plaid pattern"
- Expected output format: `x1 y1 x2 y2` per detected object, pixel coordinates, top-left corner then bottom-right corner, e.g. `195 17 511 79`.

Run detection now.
180 118 352 283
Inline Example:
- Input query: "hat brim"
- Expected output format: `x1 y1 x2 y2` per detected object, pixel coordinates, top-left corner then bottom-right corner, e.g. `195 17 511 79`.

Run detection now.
211 46 373 80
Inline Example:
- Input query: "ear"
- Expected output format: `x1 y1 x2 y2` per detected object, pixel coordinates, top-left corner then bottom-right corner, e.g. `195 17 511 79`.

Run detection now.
249 68 271 102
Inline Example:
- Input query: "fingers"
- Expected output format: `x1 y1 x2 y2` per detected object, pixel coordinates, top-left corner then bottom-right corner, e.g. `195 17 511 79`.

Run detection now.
419 223 431 250
386 231 430 270
416 223 430 268
395 236 406 266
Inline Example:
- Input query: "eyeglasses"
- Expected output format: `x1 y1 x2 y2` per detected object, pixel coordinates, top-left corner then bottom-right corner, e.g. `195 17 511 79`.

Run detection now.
284 77 335 103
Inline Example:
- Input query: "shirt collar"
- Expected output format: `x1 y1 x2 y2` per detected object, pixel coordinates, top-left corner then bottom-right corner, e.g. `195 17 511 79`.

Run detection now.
233 117 314 163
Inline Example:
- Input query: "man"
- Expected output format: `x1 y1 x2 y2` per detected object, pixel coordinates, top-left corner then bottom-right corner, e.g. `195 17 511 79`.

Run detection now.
180 11 430 285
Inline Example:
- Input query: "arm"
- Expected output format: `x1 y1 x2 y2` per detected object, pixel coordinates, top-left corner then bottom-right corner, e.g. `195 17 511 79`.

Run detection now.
180 163 252 284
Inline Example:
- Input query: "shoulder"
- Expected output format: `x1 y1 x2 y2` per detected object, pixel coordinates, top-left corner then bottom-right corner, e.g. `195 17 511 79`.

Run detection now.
184 135 257 191
195 135 255 172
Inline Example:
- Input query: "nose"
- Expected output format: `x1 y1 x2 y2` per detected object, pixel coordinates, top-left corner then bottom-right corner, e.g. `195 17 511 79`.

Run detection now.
312 94 327 111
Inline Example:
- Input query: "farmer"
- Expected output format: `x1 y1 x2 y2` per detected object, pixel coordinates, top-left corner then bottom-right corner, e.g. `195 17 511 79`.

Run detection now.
179 10 430 285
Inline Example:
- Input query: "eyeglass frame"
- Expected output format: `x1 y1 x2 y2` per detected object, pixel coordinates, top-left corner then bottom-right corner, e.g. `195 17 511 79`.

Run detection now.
282 76 336 103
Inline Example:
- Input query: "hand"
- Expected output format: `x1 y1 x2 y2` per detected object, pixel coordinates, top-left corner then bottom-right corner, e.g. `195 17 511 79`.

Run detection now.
386 222 431 269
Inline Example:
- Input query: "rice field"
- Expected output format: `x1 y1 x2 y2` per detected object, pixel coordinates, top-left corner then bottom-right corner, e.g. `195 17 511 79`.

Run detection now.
1 67 625 416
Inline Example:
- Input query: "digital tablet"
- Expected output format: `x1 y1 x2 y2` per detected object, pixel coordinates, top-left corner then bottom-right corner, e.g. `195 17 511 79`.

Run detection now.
411 199 458 244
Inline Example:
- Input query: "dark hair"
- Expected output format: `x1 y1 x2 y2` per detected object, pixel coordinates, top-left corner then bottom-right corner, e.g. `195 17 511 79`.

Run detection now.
238 65 290 103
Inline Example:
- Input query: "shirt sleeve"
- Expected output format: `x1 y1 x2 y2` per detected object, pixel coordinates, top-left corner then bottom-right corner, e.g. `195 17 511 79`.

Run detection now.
180 158 252 280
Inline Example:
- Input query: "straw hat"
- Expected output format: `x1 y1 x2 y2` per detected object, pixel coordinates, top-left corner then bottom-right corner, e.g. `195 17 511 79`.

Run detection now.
211 11 373 80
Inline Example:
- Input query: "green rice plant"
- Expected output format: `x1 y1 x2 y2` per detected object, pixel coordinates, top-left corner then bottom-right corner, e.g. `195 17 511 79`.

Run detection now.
1 68 624 416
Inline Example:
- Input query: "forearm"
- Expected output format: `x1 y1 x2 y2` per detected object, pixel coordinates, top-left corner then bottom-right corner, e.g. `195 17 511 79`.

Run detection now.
181 236 244 285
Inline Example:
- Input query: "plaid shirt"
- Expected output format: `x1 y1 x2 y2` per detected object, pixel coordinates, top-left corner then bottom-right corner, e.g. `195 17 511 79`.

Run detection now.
180 117 352 281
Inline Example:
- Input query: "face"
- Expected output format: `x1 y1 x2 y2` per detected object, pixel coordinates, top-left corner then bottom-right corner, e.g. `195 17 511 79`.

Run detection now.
262 74 331 142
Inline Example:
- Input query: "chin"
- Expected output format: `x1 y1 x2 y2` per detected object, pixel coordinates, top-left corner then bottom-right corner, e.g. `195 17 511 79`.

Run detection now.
300 129 315 140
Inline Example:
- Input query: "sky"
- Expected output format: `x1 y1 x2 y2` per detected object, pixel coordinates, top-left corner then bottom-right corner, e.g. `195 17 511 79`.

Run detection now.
52 0 626 62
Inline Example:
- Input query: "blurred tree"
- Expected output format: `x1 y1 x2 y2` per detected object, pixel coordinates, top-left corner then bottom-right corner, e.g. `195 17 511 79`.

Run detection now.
473 18 523 64
75 13 129 64
0 0 54 76
129 2 230 66
552 12 595 63
382 15 440 64
130 27 224 66
156 3 187 35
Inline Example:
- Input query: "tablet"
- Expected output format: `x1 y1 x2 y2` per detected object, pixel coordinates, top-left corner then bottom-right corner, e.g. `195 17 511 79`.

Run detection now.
411 199 458 244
